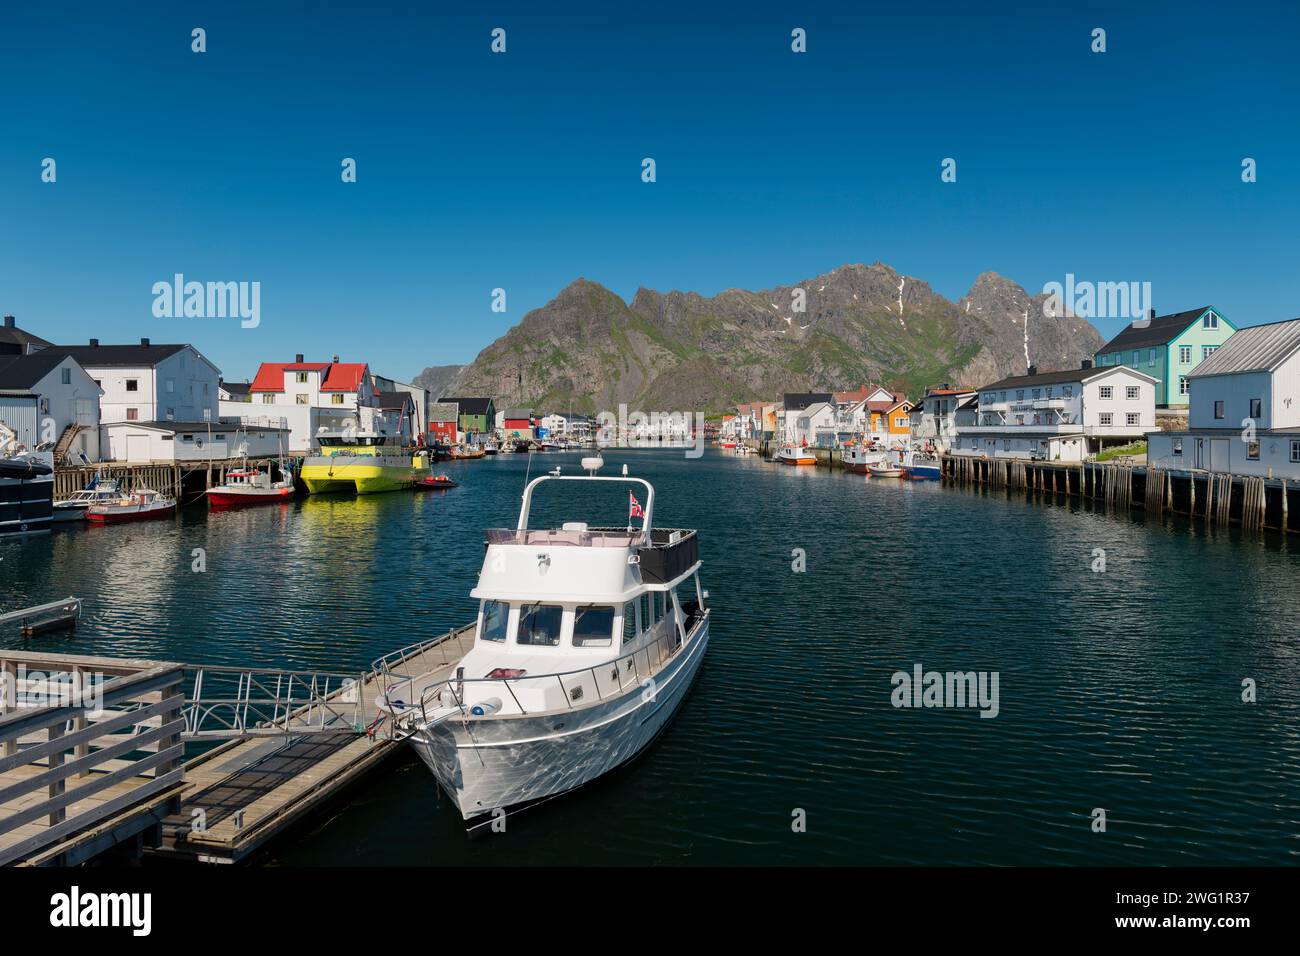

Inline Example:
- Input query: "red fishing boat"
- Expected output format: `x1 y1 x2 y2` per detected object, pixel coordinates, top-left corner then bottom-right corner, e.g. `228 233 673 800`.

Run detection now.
86 488 176 523
206 466 296 508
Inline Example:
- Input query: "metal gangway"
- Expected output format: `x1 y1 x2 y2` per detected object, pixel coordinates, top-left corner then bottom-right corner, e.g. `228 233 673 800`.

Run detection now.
181 664 367 739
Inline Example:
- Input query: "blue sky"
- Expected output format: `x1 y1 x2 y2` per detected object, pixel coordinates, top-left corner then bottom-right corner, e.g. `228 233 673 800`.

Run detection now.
2 1 1297 383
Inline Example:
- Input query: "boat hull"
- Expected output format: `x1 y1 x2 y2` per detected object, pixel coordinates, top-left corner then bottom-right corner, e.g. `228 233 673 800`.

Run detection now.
0 471 53 537
301 458 429 495
903 465 941 481
86 504 175 523
409 619 709 823
206 487 295 508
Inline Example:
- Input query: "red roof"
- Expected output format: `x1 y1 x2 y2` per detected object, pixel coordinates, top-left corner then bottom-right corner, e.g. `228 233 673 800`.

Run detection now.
250 361 369 393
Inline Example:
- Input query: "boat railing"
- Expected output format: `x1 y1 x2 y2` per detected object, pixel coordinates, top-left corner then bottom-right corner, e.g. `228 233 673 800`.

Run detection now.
370 624 476 713
409 610 707 723
182 664 368 738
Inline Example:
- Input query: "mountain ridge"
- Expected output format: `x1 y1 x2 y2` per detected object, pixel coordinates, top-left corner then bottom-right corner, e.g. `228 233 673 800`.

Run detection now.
444 263 1103 412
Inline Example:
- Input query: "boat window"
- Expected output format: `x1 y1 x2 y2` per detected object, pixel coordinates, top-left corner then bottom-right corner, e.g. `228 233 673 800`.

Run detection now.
480 600 509 643
652 591 665 622
517 604 563 647
573 605 615 647
622 602 637 646
638 593 650 632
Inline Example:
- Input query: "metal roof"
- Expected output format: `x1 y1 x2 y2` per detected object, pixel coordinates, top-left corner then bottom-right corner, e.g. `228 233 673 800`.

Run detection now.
1098 307 1218 352
1189 318 1300 378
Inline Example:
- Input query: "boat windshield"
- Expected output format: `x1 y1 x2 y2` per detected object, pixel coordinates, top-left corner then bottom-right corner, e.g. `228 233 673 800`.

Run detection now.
480 600 509 643
517 604 563 647
572 605 615 647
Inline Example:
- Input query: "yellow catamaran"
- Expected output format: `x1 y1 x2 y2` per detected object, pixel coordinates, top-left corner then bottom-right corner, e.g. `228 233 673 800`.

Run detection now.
301 428 430 494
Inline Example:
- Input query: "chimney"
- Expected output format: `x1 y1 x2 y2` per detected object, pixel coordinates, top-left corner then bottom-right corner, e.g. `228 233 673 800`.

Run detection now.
1027 365 1038 376
140 337 150 346
2 315 13 329
89 338 99 347
332 354 340 363
295 353 304 363
1081 359 1093 370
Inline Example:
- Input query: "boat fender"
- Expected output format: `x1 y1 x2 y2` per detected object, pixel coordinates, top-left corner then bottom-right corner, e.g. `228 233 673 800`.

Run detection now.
469 697 502 717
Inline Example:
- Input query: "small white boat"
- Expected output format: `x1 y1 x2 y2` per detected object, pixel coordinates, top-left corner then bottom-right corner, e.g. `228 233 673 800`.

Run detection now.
867 463 903 478
773 445 817 466
376 460 709 829
52 478 123 523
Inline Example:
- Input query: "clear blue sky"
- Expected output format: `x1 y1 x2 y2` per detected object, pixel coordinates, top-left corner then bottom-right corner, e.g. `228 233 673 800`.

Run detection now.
2 1 1297 383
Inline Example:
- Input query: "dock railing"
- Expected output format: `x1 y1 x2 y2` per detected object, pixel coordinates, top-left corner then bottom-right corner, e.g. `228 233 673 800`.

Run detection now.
182 664 367 738
0 650 185 866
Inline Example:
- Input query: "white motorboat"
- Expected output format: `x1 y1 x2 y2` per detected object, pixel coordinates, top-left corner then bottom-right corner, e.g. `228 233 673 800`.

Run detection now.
376 459 709 828
773 445 817 465
52 477 124 522
85 487 176 523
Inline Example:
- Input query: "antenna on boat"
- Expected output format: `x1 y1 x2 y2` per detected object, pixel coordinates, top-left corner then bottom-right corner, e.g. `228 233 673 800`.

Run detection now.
621 463 628 476
581 455 604 475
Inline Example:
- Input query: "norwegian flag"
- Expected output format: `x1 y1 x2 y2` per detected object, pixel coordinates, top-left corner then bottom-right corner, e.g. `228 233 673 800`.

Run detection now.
629 492 644 519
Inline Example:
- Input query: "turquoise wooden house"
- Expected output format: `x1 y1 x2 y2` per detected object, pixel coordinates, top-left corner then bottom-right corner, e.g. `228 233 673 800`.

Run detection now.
1094 306 1236 408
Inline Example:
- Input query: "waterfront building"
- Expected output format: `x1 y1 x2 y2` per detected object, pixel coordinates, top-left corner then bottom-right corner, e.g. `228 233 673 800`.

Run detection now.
779 392 832 443
0 351 101 463
43 339 220 426
99 420 290 463
794 401 837 446
502 408 535 441
1094 306 1236 409
1147 316 1300 478
863 392 912 445
428 401 460 444
372 373 431 442
0 314 53 357
219 380 252 403
439 396 495 439
952 363 1157 461
912 386 977 451
376 391 418 444
241 356 381 453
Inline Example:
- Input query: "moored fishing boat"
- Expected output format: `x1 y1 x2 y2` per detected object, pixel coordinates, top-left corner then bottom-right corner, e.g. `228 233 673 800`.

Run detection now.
206 464 295 507
867 463 903 478
52 477 122 523
302 427 431 494
86 488 176 523
900 449 941 481
773 445 817 466
842 445 888 474
375 457 709 829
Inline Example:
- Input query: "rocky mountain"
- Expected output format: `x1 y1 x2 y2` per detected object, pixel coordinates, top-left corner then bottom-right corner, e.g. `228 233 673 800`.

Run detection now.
445 263 1103 412
411 364 464 399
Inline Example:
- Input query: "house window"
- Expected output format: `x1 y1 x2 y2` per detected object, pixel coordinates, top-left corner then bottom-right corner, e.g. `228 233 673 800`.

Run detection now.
1131 351 1140 364
296 394 309 405
60 367 71 385
1099 386 1113 399
1179 345 1192 363
894 416 907 428
166 379 174 393
1100 412 1113 426
1250 398 1262 418
1247 441 1260 460
1016 390 1024 400
1002 439 1010 450
126 408 138 420
1045 387 1053 398
296 372 308 384
263 394 276 404
125 379 138 392
1063 386 1073 397
1148 348 1156 366
1173 438 1183 455
1291 440 1300 463
1126 412 1139 426
1214 400 1225 419
1203 311 1219 329
181 434 193 441
1032 389 1040 399
1203 346 1218 360
1126 386 1139 399
331 394 344 405
1179 376 1189 395
203 383 209 395
165 407 174 420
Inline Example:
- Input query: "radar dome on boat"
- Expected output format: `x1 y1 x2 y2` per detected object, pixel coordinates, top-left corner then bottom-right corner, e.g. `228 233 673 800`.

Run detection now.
581 455 604 473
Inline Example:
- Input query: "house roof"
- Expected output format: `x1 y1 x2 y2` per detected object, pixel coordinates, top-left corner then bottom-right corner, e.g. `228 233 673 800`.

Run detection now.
924 387 975 397
250 361 369 393
44 342 188 367
957 395 979 410
0 319 52 350
979 364 1157 391
0 352 68 390
220 380 252 396
832 384 879 404
377 391 413 410
783 392 833 412
1098 307 1220 353
1189 317 1300 378
439 397 493 415
502 408 534 420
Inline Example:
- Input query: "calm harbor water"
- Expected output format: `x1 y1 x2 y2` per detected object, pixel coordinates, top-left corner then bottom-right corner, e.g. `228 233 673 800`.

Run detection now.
3 450 1299 866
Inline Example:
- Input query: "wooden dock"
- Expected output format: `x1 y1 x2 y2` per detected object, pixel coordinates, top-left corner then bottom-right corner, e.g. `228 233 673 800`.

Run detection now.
1 627 473 866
